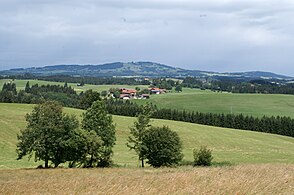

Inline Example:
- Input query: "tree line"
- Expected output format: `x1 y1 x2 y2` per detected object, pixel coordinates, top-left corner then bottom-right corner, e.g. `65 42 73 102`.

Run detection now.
182 77 294 95
0 81 100 109
2 74 151 85
105 100 294 137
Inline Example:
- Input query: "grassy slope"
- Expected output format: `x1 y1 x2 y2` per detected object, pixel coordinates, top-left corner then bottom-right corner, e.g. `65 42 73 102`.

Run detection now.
0 79 148 93
1 103 294 169
1 164 293 194
135 88 294 118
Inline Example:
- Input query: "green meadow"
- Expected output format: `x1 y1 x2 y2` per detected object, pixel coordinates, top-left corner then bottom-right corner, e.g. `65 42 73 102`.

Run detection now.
1 103 294 169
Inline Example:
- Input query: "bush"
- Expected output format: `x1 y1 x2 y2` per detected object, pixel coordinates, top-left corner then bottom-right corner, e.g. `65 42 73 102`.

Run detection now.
142 126 183 167
193 146 213 166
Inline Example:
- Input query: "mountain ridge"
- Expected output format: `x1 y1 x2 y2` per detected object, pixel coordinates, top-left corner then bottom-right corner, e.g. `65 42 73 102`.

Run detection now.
1 61 292 80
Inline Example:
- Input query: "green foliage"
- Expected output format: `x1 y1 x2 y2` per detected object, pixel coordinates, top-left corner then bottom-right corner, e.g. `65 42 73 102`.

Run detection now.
138 88 150 95
16 101 80 168
24 81 30 93
142 126 183 167
79 89 101 109
127 103 153 167
193 146 213 166
109 88 121 98
67 129 102 168
0 82 17 102
82 100 116 167
100 90 108 97
175 85 182 92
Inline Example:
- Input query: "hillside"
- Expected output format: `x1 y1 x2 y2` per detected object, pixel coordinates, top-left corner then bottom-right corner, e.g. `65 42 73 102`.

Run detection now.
1 61 292 80
1 103 294 169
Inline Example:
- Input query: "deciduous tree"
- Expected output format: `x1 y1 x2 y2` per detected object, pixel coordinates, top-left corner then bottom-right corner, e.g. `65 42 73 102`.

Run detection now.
16 101 80 168
127 103 153 167
142 126 183 167
81 100 116 167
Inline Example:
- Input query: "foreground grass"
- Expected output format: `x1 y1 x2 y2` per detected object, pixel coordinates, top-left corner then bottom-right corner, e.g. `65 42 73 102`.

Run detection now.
1 103 294 169
0 164 293 194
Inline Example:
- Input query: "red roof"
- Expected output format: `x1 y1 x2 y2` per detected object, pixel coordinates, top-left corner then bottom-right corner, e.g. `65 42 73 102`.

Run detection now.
120 88 137 94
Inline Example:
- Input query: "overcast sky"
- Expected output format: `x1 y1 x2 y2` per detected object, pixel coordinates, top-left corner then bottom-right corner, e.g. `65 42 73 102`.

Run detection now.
1 0 294 75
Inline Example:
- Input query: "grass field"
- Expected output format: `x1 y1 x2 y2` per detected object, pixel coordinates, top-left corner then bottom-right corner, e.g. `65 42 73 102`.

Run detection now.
1 103 294 169
0 164 293 194
135 88 294 118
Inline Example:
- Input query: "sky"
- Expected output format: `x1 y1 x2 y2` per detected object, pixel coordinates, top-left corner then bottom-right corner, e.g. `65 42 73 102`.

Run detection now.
1 0 294 75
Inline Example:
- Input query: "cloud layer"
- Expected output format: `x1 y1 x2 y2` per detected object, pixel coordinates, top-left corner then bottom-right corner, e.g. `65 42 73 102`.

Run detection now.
1 0 294 75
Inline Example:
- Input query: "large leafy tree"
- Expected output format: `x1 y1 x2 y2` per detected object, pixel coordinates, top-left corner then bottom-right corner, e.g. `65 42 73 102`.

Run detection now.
127 103 153 167
142 126 183 167
81 100 116 167
16 101 80 168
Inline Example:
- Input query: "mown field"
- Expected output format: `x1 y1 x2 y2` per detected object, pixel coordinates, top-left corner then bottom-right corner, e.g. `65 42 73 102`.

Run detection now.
1 164 293 194
1 103 294 169
2 79 294 118
135 88 294 118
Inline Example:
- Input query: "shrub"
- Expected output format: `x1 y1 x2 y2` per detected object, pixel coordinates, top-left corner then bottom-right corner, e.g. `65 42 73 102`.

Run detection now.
193 146 213 166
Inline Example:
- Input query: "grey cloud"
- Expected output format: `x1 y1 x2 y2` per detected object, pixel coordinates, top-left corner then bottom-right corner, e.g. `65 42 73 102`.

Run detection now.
1 0 294 75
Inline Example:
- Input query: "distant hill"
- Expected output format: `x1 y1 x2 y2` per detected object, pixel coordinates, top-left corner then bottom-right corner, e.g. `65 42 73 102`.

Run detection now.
0 61 292 80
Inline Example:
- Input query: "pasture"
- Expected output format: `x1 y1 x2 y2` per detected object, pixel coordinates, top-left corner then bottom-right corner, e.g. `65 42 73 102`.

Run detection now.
0 103 294 169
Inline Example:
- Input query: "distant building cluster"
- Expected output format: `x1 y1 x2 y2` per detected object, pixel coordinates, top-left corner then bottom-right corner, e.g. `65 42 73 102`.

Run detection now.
114 87 167 100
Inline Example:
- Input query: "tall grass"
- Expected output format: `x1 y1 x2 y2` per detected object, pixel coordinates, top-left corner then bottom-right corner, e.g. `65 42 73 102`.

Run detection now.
0 164 293 194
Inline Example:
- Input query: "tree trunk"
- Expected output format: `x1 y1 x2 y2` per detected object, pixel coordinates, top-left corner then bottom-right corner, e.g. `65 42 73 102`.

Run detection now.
141 159 144 168
89 154 93 168
45 159 49 168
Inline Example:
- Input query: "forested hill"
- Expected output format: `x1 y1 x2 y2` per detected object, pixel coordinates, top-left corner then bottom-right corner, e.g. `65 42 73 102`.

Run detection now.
0 61 292 80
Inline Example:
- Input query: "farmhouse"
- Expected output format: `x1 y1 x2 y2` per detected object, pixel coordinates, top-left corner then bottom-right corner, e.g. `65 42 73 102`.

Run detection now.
140 94 150 99
119 88 137 99
119 94 131 99
149 87 166 94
